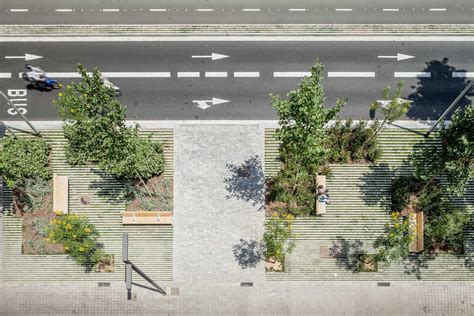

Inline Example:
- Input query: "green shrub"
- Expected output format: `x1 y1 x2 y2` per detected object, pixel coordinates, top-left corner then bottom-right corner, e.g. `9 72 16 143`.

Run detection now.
326 120 382 164
0 136 51 188
125 176 173 212
16 178 53 213
264 213 296 264
46 214 104 266
425 209 469 253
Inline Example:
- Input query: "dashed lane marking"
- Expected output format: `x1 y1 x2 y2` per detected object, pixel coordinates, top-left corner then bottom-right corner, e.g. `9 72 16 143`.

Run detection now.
102 9 120 12
9 9 28 12
149 9 167 12
429 8 447 12
383 9 400 12
55 9 73 12
335 8 353 12
273 72 311 77
242 9 261 12
328 72 375 78
177 72 200 78
197 9 214 12
234 72 260 78
288 9 306 12
0 73 12 78
452 72 474 78
394 72 431 78
205 72 228 77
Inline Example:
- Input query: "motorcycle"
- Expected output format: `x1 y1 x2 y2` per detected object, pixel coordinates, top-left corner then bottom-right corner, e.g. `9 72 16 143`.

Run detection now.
101 75 122 97
22 64 60 90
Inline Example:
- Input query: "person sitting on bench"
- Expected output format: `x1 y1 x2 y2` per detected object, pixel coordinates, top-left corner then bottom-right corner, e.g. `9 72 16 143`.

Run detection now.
317 185 331 204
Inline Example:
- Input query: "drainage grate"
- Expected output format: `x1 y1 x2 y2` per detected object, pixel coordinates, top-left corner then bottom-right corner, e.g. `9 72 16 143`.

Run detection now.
377 282 390 287
241 282 253 287
98 282 110 287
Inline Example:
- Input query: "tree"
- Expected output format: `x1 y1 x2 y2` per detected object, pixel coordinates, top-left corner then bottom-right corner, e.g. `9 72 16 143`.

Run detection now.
272 59 346 171
368 81 411 143
54 64 165 181
263 212 296 264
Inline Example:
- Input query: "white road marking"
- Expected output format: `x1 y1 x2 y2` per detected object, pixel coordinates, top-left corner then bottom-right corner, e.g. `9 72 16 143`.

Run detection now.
382 9 399 12
273 72 311 77
197 9 214 12
32 72 172 78
335 8 353 12
149 9 167 12
452 72 474 78
394 72 431 78
0 73 12 78
177 72 200 78
242 9 261 12
9 9 28 12
234 72 260 78
429 8 447 12
103 9 120 12
55 9 73 12
288 9 306 12
328 72 375 78
205 72 228 77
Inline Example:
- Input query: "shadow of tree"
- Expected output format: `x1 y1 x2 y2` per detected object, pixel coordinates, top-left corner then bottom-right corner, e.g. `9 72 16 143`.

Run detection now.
232 238 265 269
358 163 393 209
401 255 434 280
407 58 473 120
224 155 265 211
332 237 366 273
88 169 129 205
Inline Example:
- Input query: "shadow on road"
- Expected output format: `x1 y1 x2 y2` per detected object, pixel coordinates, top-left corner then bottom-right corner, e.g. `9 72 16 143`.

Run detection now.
407 58 472 120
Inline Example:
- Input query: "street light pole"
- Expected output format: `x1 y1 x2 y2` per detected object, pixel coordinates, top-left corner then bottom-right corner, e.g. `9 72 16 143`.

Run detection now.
0 91 40 136
425 81 472 137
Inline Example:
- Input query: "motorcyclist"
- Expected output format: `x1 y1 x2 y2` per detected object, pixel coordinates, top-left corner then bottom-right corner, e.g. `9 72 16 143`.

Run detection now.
24 64 47 83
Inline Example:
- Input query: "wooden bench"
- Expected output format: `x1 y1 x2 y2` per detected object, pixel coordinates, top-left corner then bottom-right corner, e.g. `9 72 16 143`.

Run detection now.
409 211 424 253
53 174 69 214
315 175 326 215
122 211 173 225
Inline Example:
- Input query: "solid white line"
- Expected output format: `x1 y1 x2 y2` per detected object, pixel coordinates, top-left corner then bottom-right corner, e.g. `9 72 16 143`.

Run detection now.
205 72 227 77
328 72 375 78
234 72 260 78
429 8 447 12
103 9 120 12
452 72 474 78
9 9 28 12
149 9 167 12
273 72 311 77
0 73 12 78
394 72 431 78
242 9 261 12
55 9 73 12
2 36 474 42
177 72 200 78
335 9 353 12
197 9 214 12
383 9 399 12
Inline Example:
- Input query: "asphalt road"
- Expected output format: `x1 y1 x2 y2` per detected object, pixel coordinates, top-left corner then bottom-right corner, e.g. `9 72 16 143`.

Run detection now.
0 40 473 121
1 0 473 24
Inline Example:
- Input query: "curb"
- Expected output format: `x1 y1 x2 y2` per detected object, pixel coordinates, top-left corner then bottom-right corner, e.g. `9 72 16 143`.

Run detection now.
1 24 474 36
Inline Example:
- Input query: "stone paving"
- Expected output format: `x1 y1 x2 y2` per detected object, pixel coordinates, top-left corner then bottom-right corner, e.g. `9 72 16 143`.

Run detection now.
173 124 265 283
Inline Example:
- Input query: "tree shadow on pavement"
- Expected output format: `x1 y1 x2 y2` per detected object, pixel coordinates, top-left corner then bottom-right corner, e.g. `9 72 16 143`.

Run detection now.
407 58 473 120
224 155 265 211
232 238 265 269
332 237 366 273
358 163 393 209
88 169 128 205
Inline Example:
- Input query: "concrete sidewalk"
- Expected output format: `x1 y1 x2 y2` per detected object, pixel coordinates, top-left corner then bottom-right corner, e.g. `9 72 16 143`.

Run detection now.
173 124 265 283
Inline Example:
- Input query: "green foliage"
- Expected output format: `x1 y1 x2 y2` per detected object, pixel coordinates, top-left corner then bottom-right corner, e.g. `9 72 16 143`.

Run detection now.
272 59 346 171
0 136 51 188
46 213 104 266
263 213 296 263
125 176 173 212
439 105 473 195
326 120 382 163
54 64 165 180
372 211 413 267
425 209 469 252
17 178 53 213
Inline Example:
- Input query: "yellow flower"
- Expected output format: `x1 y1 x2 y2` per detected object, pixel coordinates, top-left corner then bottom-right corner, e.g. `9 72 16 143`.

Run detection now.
84 227 92 234
64 246 69 251
66 223 73 230
53 210 62 216
79 246 85 252
58 92 63 97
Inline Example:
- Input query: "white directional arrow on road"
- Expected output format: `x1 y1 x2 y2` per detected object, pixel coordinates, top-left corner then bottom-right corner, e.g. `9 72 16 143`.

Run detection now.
193 97 230 109
5 53 43 61
377 53 415 61
192 53 229 61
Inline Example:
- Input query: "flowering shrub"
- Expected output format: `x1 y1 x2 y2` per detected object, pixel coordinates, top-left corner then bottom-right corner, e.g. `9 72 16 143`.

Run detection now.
46 213 103 266
263 212 296 264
